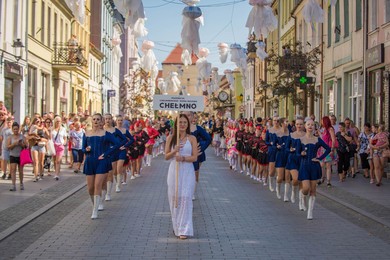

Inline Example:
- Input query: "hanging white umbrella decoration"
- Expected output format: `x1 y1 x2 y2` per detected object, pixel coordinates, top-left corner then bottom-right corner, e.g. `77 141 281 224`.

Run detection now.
245 0 277 39
196 47 212 94
158 78 168 95
181 49 192 67
303 0 325 30
166 72 181 94
230 44 248 89
113 0 147 37
181 0 203 65
224 69 235 91
133 18 148 38
140 40 157 73
256 40 268 61
218 43 229 64
210 67 219 93
65 0 86 24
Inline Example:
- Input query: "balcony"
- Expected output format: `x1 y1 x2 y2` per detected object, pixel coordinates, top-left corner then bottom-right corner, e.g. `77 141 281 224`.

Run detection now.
52 42 87 71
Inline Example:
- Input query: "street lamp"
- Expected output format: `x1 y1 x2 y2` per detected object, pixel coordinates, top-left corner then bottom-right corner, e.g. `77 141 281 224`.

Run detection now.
12 39 24 62
99 80 104 113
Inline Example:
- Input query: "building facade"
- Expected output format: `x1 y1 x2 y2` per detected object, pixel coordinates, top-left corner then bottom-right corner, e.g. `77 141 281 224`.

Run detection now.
366 0 390 129
0 0 28 123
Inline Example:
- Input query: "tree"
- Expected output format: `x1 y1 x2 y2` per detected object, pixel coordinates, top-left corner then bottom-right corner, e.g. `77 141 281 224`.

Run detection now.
262 41 322 110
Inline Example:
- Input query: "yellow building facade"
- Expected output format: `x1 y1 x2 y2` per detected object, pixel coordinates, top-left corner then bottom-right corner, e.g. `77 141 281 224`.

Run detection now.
27 0 91 116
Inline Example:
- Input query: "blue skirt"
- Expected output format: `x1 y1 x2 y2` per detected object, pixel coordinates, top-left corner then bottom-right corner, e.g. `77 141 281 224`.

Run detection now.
298 160 322 181
83 156 112 175
268 147 277 163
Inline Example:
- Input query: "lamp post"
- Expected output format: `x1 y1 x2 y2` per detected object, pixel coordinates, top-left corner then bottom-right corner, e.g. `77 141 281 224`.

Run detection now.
99 80 104 114
12 39 24 62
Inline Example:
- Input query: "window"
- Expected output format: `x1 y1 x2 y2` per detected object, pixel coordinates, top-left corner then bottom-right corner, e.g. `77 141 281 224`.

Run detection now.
371 0 378 31
356 0 362 30
386 0 390 23
65 23 68 43
28 66 37 115
335 0 340 42
343 0 349 37
327 5 332 46
13 0 18 39
349 72 363 127
60 18 63 43
4 79 14 113
41 1 45 43
47 7 51 47
31 0 36 36
54 13 57 44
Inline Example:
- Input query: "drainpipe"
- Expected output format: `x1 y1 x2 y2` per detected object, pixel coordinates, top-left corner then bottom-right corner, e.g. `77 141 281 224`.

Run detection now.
25 0 29 118
291 11 297 120
363 0 368 127
320 0 324 118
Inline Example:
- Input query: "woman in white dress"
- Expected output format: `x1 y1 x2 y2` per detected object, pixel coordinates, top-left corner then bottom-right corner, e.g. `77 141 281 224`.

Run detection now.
165 114 198 240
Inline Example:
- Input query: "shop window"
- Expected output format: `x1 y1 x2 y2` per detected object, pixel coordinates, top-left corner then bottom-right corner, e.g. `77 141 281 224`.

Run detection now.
4 78 13 113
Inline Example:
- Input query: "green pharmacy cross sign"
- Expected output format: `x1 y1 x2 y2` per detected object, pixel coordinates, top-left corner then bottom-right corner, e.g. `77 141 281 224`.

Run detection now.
299 76 308 84
295 70 315 88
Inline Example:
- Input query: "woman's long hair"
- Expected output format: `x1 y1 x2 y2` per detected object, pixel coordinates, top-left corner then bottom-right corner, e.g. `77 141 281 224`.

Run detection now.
322 116 332 130
169 114 191 151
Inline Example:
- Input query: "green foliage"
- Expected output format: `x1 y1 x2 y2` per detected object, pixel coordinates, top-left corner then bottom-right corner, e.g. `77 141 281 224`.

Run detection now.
263 41 322 110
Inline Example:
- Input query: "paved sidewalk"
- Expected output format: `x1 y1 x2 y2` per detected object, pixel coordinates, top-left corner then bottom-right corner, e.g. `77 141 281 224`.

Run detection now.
0 164 84 211
10 151 390 259
0 164 85 238
316 165 390 227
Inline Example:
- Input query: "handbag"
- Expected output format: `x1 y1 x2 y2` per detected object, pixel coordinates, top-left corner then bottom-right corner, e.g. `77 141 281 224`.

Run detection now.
20 148 33 167
47 140 56 156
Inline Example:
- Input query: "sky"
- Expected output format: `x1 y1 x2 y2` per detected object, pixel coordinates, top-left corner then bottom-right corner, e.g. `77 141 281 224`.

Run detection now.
140 0 252 72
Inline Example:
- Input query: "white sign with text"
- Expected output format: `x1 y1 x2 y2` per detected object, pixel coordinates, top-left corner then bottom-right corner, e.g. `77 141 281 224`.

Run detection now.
153 95 204 112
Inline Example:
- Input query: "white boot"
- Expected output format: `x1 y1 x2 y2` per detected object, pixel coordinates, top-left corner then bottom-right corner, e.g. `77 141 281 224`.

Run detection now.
291 185 298 203
284 183 290 202
91 195 100 219
116 175 121 193
276 183 281 199
307 196 316 220
268 176 274 192
192 182 197 201
147 154 152 166
106 181 113 201
299 190 307 211
99 191 106 211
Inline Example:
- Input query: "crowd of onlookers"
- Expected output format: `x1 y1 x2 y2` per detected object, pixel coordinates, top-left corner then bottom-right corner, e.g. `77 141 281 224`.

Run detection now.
0 102 175 192
206 114 389 187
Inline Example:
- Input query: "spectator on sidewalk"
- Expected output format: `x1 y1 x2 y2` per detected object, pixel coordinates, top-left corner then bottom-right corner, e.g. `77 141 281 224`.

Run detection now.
345 118 359 178
358 123 374 180
370 124 389 187
29 117 49 182
43 118 53 175
52 116 67 181
1 117 13 179
21 116 31 136
330 115 339 133
69 121 85 173
336 123 353 182
7 122 26 191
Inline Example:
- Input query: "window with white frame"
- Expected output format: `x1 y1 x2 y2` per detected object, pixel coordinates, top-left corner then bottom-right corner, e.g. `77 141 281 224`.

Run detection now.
371 0 378 31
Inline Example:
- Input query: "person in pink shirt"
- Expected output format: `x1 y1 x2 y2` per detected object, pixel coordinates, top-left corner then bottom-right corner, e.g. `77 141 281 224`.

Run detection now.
144 120 160 167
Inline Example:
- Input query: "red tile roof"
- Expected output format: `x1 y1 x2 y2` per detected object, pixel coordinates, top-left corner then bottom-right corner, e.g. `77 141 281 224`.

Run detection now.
162 43 199 65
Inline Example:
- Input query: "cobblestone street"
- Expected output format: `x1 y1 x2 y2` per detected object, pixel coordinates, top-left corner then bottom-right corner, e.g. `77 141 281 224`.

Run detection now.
0 151 390 259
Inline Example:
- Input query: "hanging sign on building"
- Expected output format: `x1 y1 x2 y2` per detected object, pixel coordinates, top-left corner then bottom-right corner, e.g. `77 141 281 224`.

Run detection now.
107 90 116 97
366 43 384 68
153 95 204 112
4 60 23 80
